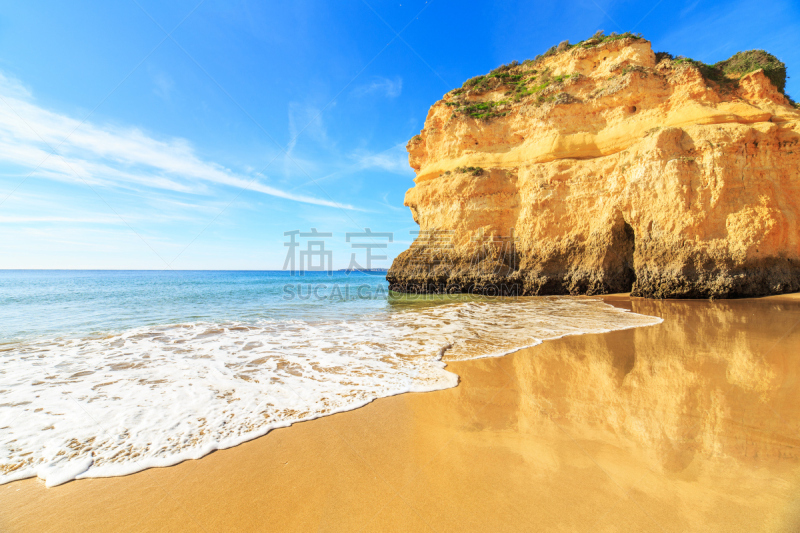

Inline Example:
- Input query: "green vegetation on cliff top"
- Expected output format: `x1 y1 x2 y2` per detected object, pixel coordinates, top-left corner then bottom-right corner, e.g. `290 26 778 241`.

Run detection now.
442 31 792 122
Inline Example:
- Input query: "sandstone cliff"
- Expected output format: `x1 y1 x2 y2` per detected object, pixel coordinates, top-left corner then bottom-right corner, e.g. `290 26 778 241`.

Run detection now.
387 34 800 298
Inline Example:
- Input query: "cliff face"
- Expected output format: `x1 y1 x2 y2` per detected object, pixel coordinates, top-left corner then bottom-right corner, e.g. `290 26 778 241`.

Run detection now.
387 36 800 298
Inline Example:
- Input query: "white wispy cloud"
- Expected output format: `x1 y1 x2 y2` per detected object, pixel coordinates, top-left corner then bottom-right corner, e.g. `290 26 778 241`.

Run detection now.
352 76 403 98
352 142 411 174
0 188 219 227
286 141 412 195
0 72 358 210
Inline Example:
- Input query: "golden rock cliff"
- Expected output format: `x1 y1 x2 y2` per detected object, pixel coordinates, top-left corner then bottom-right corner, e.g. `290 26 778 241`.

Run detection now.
387 35 800 298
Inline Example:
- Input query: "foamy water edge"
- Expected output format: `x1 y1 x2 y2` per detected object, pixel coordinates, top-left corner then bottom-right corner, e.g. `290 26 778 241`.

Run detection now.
0 298 662 487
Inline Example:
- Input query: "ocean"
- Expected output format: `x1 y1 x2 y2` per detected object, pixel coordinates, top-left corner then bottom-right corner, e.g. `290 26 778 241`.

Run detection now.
0 270 661 486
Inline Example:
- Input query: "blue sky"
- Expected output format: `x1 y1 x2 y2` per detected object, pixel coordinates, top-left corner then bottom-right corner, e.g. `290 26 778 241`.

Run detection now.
1 0 798 269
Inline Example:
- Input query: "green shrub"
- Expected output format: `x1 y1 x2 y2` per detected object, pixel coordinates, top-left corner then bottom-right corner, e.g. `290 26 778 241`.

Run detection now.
490 60 519 75
672 50 788 95
455 166 485 176
464 75 489 90
673 57 729 84
716 50 787 93
578 31 643 49
537 46 558 61
655 51 674 63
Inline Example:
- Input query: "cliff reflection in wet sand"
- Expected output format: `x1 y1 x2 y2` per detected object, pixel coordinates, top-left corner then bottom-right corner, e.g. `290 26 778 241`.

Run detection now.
512 297 800 468
423 296 800 532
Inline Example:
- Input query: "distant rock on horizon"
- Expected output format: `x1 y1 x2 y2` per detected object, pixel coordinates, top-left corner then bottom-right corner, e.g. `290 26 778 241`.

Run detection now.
387 33 800 299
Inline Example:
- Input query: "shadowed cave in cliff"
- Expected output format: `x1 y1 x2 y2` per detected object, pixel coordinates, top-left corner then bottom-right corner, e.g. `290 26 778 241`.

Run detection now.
608 212 637 294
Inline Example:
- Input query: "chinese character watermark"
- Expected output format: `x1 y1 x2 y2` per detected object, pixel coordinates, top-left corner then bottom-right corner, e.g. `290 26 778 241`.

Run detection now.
283 229 333 275
279 227 523 300
346 229 393 272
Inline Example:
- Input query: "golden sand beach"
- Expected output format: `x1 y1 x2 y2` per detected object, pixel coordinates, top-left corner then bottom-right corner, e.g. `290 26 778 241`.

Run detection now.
2 294 800 532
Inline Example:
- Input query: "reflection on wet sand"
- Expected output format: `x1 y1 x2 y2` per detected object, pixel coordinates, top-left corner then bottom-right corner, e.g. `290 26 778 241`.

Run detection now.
1 296 799 532
423 296 800 532
507 297 800 471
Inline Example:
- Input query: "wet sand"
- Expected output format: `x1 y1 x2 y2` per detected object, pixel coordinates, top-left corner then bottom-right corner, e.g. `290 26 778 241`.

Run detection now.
2 295 800 532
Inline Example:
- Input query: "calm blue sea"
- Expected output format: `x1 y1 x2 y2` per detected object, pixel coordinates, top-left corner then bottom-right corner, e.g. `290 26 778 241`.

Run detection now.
0 270 400 343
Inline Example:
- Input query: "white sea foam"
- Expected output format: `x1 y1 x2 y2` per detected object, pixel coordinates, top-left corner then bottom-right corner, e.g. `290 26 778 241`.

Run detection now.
0 297 661 487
